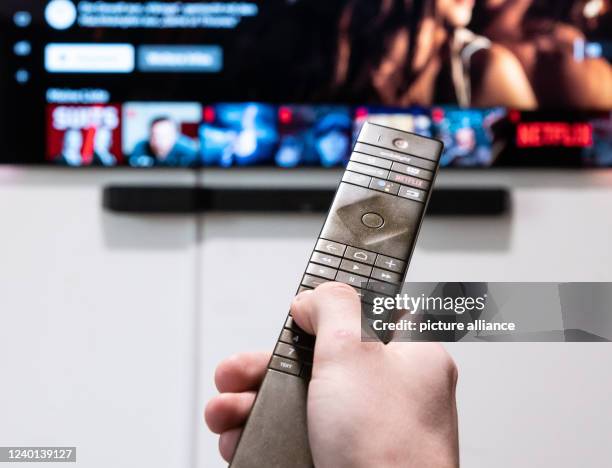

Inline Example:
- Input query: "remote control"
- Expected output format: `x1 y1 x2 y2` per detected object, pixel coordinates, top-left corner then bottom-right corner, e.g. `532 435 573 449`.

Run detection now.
230 122 443 468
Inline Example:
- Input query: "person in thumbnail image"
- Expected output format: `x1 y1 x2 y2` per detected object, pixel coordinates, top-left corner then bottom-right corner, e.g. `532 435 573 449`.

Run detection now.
57 128 84 166
472 0 612 109
584 115 612 166
313 113 352 167
228 104 274 166
55 127 118 167
221 104 277 167
333 0 536 109
94 127 117 166
274 111 352 168
437 108 505 166
128 116 198 167
439 126 491 166
274 135 304 168
201 104 278 167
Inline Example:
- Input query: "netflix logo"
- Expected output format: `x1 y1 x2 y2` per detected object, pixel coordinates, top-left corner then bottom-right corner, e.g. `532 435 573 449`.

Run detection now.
516 122 593 148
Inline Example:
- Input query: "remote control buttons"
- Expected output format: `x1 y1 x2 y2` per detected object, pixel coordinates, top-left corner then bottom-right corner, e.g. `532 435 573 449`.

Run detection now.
393 138 409 150
353 142 437 170
285 316 300 331
342 171 371 188
275 342 313 364
369 178 400 195
371 267 402 284
357 122 442 162
391 162 433 181
347 161 389 179
350 152 392 170
398 186 426 202
340 259 373 277
388 172 430 190
270 356 302 376
361 212 384 229
315 239 346 256
301 274 330 289
368 280 400 296
374 255 406 274
306 263 337 280
336 270 368 287
280 328 315 349
311 251 341 269
347 145 435 200
345 246 376 265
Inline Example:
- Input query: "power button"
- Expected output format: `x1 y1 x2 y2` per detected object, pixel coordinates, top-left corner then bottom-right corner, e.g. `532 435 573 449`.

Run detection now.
393 138 409 150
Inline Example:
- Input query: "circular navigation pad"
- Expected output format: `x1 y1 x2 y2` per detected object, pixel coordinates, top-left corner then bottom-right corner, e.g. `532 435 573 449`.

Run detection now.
361 212 384 229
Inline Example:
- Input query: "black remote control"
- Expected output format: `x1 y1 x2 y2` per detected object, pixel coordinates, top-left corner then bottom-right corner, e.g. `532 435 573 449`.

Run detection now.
230 122 443 468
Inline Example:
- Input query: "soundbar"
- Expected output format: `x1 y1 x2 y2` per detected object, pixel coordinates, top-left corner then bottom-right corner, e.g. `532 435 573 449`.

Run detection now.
103 186 510 216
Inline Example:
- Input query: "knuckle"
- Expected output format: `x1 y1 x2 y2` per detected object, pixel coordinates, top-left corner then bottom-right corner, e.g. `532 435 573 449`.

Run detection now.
290 295 306 314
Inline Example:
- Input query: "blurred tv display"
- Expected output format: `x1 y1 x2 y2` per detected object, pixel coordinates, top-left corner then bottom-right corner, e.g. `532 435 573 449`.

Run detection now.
0 0 611 167
200 103 278 167
275 106 352 168
123 102 201 167
432 107 506 168
46 104 123 166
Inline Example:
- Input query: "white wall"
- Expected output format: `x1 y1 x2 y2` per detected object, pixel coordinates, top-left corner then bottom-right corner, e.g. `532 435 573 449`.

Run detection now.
1 168 612 468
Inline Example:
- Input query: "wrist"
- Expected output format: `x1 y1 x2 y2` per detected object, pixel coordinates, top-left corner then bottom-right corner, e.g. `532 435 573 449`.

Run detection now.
349 431 458 468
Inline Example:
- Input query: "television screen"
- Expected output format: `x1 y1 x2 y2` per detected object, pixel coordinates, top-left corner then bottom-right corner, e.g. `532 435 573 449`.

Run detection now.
0 0 611 167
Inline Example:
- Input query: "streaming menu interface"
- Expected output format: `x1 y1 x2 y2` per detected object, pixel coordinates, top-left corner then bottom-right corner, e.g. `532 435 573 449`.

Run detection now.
0 1 610 167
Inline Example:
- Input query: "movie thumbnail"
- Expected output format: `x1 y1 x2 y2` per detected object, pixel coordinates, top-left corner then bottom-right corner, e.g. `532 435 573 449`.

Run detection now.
122 102 202 167
200 103 277 167
353 107 433 140
276 106 352 168
46 104 122 167
432 107 506 168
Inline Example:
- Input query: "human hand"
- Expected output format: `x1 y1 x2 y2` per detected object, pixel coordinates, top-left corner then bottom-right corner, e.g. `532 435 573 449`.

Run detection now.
205 282 459 467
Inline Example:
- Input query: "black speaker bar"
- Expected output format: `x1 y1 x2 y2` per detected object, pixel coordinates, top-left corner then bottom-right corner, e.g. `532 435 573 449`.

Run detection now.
103 186 510 216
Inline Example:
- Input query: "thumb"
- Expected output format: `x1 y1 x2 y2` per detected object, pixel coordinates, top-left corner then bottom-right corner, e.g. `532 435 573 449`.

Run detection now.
290 282 363 359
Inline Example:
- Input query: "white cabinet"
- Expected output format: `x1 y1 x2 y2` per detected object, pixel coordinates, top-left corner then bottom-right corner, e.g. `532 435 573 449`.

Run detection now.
195 170 612 468
2 168 612 468
0 169 198 468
